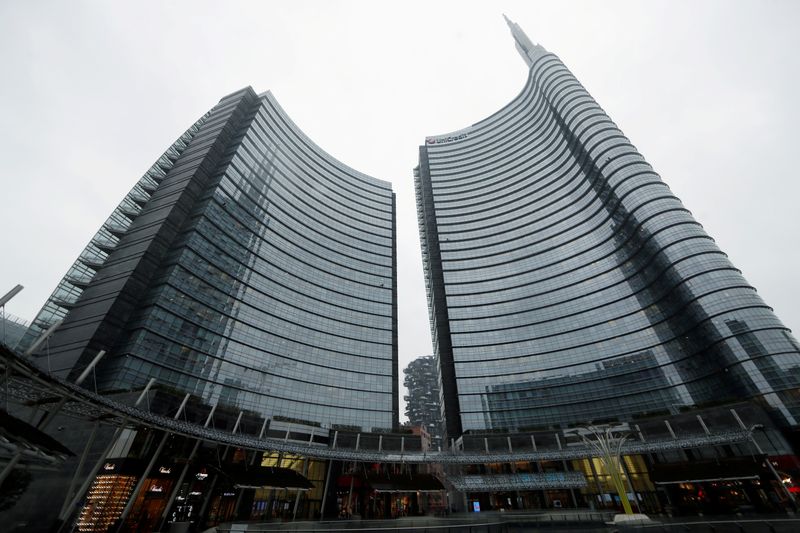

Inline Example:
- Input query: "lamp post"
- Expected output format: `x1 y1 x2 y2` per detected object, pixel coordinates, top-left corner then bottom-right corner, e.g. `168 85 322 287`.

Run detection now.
580 425 634 515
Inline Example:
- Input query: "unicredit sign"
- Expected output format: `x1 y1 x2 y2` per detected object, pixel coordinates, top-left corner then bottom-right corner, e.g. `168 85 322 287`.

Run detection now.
426 133 468 145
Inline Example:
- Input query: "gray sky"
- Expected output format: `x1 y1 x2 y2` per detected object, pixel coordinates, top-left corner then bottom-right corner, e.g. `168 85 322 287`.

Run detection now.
1 1 799 420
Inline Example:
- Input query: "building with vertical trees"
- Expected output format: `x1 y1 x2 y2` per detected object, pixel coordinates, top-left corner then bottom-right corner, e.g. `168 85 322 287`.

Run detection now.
415 17 800 442
403 355 443 446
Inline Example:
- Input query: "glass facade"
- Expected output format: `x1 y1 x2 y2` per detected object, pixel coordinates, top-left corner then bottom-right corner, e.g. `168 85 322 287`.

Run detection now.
29 88 398 432
17 115 209 353
416 23 800 437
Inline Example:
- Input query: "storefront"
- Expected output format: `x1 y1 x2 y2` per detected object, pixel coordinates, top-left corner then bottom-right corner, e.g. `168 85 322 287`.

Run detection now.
649 456 783 514
450 470 589 513
366 473 446 518
330 466 445 519
572 455 658 514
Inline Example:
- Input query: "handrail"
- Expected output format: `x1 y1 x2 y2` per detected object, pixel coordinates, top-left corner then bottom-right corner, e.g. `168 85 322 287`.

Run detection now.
0 345 753 464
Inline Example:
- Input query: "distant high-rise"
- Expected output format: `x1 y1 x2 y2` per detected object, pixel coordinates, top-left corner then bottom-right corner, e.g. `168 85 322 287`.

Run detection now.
403 355 443 441
415 18 800 439
23 87 398 431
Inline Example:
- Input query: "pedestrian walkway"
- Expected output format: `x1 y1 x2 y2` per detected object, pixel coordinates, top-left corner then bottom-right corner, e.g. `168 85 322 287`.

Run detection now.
213 511 800 533
214 509 613 532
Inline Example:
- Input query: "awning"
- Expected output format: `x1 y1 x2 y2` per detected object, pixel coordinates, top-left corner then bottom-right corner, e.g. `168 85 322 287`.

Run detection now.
214 465 314 491
366 473 445 493
650 457 768 485
0 408 74 457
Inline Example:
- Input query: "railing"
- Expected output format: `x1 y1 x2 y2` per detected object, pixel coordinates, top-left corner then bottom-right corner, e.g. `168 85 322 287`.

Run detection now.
0 345 755 464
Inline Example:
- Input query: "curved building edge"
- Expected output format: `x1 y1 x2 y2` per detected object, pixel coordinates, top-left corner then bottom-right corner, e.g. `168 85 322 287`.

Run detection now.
24 86 399 433
416 31 800 440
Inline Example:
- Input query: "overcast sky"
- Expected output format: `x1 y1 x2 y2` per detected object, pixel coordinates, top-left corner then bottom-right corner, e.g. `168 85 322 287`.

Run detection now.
1 1 798 420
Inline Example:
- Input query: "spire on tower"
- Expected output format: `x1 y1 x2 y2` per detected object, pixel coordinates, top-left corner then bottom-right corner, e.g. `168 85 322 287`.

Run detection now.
503 15 544 67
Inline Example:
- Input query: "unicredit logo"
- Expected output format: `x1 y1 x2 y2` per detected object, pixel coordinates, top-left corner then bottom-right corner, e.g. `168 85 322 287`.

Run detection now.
426 133 468 145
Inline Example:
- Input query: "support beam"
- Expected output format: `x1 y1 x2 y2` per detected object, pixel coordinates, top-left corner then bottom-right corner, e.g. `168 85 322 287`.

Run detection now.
158 403 217 530
197 410 244 526
23 319 63 357
319 459 335 521
56 378 155 529
36 350 108 431
59 421 100 523
257 417 269 439
697 415 711 436
250 417 269 467
0 452 21 487
619 455 642 513
346 462 356 516
74 350 107 386
115 393 190 531
232 411 244 435
293 458 309 520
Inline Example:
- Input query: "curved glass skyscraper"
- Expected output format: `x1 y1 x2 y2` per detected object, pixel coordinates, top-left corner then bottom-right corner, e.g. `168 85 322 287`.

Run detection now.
28 87 398 431
416 19 800 438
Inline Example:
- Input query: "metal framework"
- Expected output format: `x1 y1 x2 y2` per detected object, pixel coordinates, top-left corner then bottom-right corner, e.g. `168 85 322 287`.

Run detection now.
1 345 754 465
449 472 588 491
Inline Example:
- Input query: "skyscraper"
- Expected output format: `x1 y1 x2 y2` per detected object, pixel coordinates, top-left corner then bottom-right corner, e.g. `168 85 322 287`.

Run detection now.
24 87 398 431
415 18 800 440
